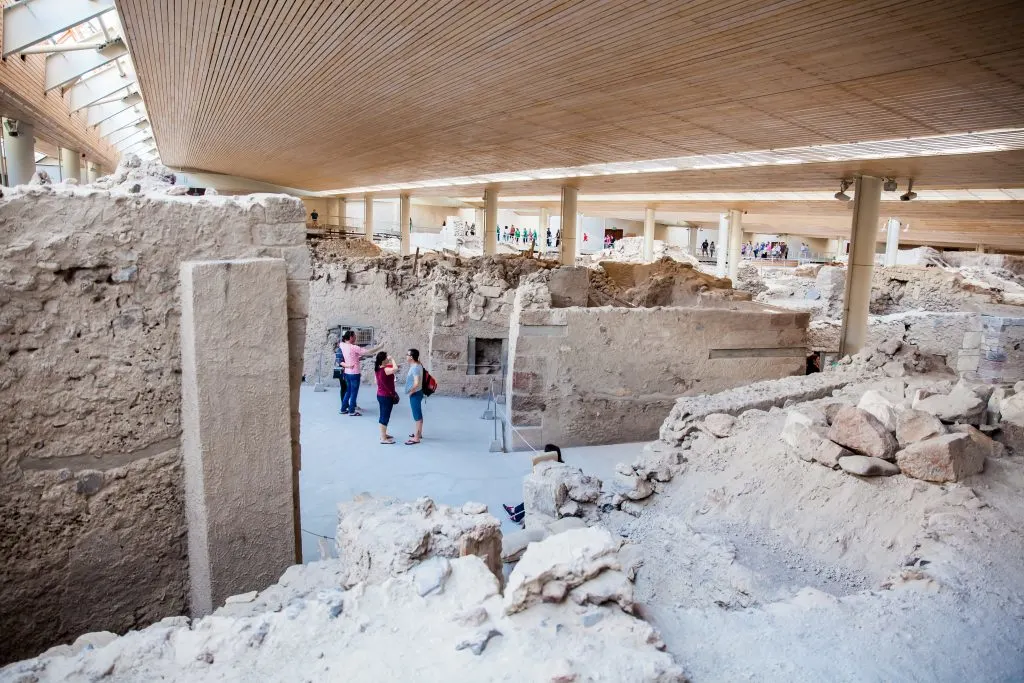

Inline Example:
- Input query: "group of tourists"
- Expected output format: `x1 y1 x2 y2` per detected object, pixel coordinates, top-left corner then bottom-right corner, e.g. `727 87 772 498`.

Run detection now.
335 333 426 446
742 241 790 259
700 239 716 258
499 225 560 248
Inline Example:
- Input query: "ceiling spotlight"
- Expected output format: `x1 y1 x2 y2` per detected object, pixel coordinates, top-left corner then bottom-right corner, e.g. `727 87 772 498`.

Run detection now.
900 179 917 201
834 180 852 202
883 177 898 192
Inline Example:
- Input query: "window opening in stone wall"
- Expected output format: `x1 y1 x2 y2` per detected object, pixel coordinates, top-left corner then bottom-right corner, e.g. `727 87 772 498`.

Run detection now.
329 324 375 346
471 338 504 375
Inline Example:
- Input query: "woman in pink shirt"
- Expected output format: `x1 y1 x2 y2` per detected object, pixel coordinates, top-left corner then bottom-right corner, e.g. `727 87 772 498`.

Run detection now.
339 330 384 416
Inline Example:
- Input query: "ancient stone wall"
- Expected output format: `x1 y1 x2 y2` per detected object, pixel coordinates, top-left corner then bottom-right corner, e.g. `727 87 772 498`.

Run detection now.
505 287 808 449
0 186 309 663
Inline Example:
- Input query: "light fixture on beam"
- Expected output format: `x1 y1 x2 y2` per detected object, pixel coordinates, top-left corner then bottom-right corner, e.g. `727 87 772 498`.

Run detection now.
900 179 917 202
883 177 898 192
834 179 852 202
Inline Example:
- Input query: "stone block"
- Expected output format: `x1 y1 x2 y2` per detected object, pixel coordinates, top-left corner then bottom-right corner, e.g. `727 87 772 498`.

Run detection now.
856 390 901 431
286 278 309 319
179 258 296 616
253 222 305 246
476 285 504 298
280 245 312 280
548 267 589 308
827 406 898 461
962 331 982 350
263 196 306 224
913 387 985 425
837 455 900 477
895 409 947 447
895 433 986 483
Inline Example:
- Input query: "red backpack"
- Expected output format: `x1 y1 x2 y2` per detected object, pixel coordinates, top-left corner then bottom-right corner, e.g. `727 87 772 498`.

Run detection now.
422 368 438 396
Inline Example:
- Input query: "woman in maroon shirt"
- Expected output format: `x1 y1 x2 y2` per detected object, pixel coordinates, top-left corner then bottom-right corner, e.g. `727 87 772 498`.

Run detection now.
374 352 399 444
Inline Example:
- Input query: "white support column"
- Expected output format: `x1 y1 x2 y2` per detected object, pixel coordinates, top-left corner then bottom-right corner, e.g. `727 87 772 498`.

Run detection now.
976 243 985 254
474 208 484 237
86 161 100 183
688 226 699 257
643 207 655 261
59 147 81 183
727 209 743 281
839 176 883 357
539 207 550 249
884 217 900 266
79 159 88 184
559 186 578 266
399 193 411 256
483 188 498 255
715 213 729 278
2 119 35 186
363 195 374 240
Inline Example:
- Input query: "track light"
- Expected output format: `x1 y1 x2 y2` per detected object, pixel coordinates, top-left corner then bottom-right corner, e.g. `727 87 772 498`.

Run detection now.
834 179 852 202
883 177 898 192
900 179 917 201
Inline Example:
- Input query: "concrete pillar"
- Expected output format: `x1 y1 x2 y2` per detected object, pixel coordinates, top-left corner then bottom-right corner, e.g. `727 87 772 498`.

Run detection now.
87 161 99 183
688 227 699 257
727 209 743 281
884 217 900 266
79 159 88 184
483 188 498 255
976 243 985 254
474 208 484 237
363 195 374 240
179 258 296 616
539 208 550 249
59 148 81 183
642 208 655 261
839 175 883 357
559 186 578 266
399 193 411 256
716 213 729 278
2 119 35 186
337 197 347 230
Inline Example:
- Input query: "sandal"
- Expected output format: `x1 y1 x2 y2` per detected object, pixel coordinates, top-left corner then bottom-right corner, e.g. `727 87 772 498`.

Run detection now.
350 410 362 417
380 438 395 445
404 438 421 445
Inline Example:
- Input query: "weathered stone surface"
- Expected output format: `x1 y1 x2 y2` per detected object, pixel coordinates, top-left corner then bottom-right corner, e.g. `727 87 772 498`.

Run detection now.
703 413 736 438
895 408 947 447
522 461 603 529
412 557 452 596
632 448 682 482
780 409 851 467
837 455 901 477
913 387 985 425
828 406 898 461
502 529 547 564
999 391 1024 426
895 433 986 483
608 467 654 501
504 527 621 614
949 424 1005 459
857 390 902 431
336 496 503 586
568 570 635 612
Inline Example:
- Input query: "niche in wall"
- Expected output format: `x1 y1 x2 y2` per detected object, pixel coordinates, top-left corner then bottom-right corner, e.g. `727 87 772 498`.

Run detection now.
468 337 505 375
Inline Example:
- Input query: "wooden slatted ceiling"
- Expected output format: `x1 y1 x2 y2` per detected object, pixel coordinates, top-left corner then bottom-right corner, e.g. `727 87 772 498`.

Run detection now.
117 0 1024 191
0 0 119 168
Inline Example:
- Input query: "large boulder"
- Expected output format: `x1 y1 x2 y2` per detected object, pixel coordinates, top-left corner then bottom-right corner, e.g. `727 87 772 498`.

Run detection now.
913 386 985 425
837 455 900 477
608 464 655 501
950 424 1005 459
895 408 947 447
895 433 986 483
336 496 503 586
703 413 736 438
780 408 850 467
857 390 902 431
504 527 621 614
828 406 898 461
999 391 1024 426
523 461 603 528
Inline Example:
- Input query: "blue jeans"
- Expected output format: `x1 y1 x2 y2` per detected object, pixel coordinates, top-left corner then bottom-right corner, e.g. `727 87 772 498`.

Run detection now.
409 391 424 422
377 395 394 426
342 373 361 413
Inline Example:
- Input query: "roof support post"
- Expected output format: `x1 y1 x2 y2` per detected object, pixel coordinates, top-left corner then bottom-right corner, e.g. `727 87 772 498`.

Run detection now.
483 187 498 255
839 176 883 357
559 186 578 266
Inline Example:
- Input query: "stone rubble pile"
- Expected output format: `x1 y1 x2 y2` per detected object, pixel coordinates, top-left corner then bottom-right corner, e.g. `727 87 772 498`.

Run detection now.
335 495 503 586
2 499 683 682
593 236 699 267
777 374 1014 483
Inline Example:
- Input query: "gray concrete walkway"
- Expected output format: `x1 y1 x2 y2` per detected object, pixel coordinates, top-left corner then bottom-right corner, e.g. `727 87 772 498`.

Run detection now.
298 383 646 562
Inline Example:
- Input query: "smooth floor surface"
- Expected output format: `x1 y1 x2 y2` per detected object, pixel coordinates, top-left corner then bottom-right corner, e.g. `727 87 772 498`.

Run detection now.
298 383 644 562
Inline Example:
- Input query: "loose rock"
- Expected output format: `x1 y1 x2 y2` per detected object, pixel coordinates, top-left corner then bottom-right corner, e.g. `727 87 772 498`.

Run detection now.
837 455 901 477
828 406 898 461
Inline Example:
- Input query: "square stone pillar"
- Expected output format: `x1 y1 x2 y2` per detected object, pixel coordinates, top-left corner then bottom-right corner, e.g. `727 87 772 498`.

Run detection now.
180 258 296 616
